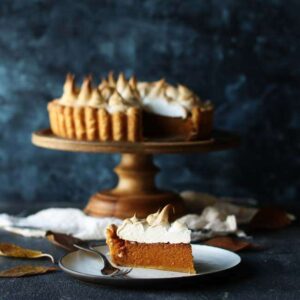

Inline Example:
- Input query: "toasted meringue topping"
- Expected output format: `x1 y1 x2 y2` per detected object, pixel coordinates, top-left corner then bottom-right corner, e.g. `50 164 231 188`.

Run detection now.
59 73 78 105
58 72 207 117
116 205 191 244
89 89 105 108
99 86 113 100
147 204 174 226
77 76 92 106
108 71 116 87
108 90 131 113
137 82 150 98
137 80 201 118
178 84 194 99
128 75 138 90
147 79 166 98
116 72 127 94
177 84 199 108
98 78 109 90
165 84 178 100
120 84 140 105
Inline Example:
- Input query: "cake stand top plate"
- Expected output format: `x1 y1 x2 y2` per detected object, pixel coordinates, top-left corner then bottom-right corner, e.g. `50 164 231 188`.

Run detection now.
32 129 239 154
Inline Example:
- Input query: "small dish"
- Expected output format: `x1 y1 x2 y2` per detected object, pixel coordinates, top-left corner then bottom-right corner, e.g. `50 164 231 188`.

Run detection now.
59 244 241 286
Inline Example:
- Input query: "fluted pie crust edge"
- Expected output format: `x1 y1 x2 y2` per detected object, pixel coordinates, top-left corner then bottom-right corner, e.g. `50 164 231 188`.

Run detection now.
48 100 214 142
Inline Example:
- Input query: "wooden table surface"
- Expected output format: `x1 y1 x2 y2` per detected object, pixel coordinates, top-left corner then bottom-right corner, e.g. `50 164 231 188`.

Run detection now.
0 201 299 300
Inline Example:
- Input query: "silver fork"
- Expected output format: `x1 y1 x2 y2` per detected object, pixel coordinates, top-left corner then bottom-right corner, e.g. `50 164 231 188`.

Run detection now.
73 243 132 277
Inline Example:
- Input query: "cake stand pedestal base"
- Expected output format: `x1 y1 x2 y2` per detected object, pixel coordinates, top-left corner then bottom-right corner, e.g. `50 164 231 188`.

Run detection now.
84 153 185 219
32 128 240 219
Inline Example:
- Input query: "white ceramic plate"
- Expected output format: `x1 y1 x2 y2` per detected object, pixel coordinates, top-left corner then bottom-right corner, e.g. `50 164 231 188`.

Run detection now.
59 245 241 286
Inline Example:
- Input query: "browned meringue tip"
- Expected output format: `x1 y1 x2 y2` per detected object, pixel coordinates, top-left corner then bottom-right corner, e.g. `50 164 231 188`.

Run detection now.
128 75 137 89
156 78 166 86
118 72 126 81
76 75 93 103
108 71 116 86
91 87 104 98
98 78 109 90
150 204 175 226
82 75 92 88
65 73 75 82
116 72 128 92
64 73 76 93
160 203 175 216
148 78 166 96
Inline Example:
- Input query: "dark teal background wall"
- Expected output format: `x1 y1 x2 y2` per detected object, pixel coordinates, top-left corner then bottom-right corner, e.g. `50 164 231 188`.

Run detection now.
0 0 299 206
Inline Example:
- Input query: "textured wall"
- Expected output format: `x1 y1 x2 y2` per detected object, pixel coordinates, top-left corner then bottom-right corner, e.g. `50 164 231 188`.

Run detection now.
0 0 299 206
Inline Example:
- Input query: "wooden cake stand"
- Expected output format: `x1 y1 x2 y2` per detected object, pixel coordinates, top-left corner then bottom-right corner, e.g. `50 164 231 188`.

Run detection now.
32 129 239 219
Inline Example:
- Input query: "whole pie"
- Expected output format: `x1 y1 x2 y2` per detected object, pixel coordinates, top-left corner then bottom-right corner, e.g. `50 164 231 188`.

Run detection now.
48 72 214 142
106 205 196 274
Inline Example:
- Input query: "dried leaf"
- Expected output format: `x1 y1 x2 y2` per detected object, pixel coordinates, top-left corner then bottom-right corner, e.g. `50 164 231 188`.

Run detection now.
0 265 59 278
204 237 260 252
46 231 82 251
0 243 54 263
249 207 293 230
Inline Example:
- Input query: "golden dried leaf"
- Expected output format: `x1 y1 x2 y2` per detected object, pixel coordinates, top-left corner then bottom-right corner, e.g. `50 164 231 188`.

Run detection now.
0 265 59 278
0 243 54 263
204 237 259 252
46 231 82 251
249 207 293 230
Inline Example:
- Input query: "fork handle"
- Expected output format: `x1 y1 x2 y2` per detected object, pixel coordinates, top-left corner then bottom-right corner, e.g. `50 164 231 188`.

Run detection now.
73 244 112 269
88 246 112 268
73 244 102 258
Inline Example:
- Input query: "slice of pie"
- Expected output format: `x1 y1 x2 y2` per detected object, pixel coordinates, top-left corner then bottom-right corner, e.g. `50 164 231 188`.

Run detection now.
47 72 213 142
106 205 196 274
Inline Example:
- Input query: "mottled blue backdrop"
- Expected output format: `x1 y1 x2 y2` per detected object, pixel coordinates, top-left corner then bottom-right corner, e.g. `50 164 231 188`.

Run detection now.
0 0 299 207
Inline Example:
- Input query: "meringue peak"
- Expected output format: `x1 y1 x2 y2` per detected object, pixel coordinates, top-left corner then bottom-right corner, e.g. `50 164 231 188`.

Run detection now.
129 75 138 90
130 214 139 223
89 88 105 107
148 79 166 97
116 72 128 93
77 76 92 105
120 83 137 103
63 73 76 93
148 204 175 226
108 71 116 87
60 73 78 104
98 78 109 90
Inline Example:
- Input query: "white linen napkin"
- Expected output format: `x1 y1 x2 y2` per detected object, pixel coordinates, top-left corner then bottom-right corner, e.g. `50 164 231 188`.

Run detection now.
0 191 259 241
